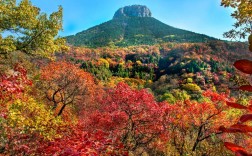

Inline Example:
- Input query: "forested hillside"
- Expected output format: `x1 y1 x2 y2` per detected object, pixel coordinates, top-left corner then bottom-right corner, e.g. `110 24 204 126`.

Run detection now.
66 5 217 47
1 1 252 156
61 41 252 101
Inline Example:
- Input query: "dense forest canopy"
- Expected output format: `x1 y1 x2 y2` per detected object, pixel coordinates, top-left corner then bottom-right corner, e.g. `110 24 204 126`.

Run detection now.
0 0 252 155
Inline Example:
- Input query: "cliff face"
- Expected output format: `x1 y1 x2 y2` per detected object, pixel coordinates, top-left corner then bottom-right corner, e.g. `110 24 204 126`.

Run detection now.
113 5 152 19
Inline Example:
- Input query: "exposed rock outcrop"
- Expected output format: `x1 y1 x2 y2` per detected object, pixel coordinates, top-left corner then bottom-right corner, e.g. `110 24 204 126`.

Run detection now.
113 5 152 19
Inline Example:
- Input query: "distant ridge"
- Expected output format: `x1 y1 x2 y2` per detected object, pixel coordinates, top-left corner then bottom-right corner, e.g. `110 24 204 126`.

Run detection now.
66 5 217 47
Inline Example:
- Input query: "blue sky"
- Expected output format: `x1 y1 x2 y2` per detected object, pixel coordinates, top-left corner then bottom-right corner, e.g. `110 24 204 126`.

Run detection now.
29 0 235 40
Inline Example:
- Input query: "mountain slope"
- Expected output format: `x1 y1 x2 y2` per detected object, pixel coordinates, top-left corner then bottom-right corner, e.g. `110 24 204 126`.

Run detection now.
66 5 217 47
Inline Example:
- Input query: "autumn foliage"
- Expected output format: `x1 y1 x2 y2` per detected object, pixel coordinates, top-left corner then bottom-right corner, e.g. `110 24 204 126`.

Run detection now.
0 61 248 155
0 64 32 103
219 59 252 155
40 61 95 116
1 0 252 155
87 82 170 155
165 90 232 155
36 123 128 156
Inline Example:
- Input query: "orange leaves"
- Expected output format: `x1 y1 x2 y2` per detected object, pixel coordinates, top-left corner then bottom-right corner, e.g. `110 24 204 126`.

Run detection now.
171 91 227 128
166 90 231 153
203 90 228 102
234 59 252 74
41 61 94 84
40 61 96 116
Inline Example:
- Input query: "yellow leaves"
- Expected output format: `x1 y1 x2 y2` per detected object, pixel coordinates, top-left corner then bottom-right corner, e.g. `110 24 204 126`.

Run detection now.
0 0 68 59
15 0 39 29
98 58 110 68
182 83 201 92
136 60 142 65
7 96 64 140
105 76 146 89
221 0 252 39
0 36 16 54
54 38 70 53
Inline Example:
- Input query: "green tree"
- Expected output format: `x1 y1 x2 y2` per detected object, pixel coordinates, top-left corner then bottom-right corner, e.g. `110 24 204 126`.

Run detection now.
0 0 68 58
221 0 252 39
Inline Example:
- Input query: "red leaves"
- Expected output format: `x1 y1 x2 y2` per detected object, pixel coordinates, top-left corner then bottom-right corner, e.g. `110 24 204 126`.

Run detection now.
226 101 247 109
224 142 245 152
224 142 252 156
239 85 252 92
224 142 248 155
37 124 127 156
87 83 170 151
232 58 252 119
220 58 252 154
240 114 252 123
236 151 252 156
0 64 32 102
219 124 252 133
223 100 252 155
231 124 252 133
234 59 252 74
202 90 228 102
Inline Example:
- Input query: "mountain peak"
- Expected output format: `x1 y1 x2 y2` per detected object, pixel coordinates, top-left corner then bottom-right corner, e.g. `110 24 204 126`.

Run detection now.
66 5 217 47
113 5 152 19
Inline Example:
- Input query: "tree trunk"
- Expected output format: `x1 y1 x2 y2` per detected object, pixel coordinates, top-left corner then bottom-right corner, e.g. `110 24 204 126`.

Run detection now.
57 104 67 116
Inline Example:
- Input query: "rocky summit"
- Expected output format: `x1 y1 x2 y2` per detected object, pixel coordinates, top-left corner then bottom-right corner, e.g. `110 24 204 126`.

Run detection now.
113 5 152 19
66 5 217 47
